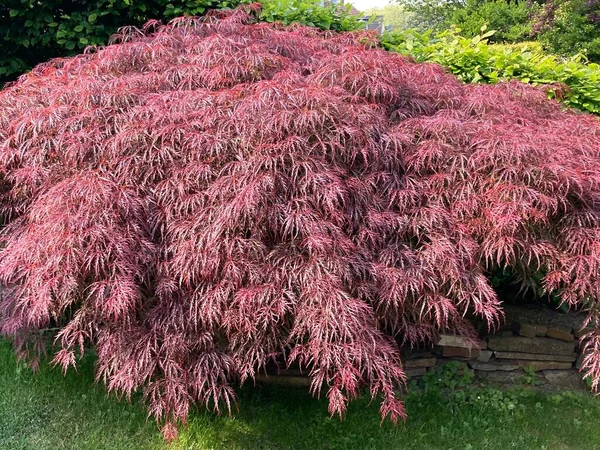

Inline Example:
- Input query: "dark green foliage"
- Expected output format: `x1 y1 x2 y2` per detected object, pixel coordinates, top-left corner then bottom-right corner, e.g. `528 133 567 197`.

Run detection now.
533 0 600 62
419 362 474 391
0 0 360 83
0 0 236 82
400 0 538 42
449 0 537 42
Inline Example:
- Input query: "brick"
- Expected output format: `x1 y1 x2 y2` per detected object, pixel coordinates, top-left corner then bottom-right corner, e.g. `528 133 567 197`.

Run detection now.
256 374 310 387
507 360 573 371
468 361 520 372
496 330 516 337
543 370 584 388
469 360 572 372
574 327 593 339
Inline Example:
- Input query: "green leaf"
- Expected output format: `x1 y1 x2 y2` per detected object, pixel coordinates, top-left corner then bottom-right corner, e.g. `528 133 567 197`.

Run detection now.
79 37 89 45
74 25 84 32
88 13 98 23
9 9 19 18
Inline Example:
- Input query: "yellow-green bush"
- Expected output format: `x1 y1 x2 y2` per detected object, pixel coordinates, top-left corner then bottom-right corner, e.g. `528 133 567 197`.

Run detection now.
382 27 600 115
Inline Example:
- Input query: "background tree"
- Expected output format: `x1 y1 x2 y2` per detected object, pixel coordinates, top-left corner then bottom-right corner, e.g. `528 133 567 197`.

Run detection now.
449 0 536 42
399 0 538 42
398 0 463 30
532 0 600 61
365 3 413 31
398 0 600 60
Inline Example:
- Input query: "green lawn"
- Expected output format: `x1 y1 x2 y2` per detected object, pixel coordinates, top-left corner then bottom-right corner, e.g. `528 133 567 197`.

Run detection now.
1 339 600 450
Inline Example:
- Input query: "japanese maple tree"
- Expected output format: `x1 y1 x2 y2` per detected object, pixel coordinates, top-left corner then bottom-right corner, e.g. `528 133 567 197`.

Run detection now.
1 5 600 439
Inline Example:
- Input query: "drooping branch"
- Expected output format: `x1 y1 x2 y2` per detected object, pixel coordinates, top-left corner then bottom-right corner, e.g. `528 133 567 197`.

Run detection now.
0 5 599 439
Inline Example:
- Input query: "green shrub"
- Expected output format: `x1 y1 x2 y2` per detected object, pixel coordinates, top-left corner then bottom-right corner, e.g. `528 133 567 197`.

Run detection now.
451 388 527 415
382 27 600 114
399 0 537 42
259 0 362 31
449 0 537 43
534 0 600 63
401 0 600 62
0 0 238 82
0 0 360 83
420 362 475 391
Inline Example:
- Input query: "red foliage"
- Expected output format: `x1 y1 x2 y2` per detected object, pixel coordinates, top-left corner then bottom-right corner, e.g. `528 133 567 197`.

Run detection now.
1 6 600 437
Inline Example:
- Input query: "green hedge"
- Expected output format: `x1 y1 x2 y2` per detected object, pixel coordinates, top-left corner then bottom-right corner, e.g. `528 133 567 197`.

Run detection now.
259 0 361 31
382 27 600 115
0 0 360 83
1 0 233 81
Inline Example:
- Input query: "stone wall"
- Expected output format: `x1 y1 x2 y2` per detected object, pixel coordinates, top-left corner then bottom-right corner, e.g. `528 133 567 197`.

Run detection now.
404 305 589 389
258 306 590 390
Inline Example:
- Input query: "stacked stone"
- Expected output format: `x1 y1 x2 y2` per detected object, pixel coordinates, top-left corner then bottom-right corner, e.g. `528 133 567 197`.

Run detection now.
473 324 577 372
257 307 589 388
471 320 589 387
403 352 438 377
428 321 589 386
432 334 483 359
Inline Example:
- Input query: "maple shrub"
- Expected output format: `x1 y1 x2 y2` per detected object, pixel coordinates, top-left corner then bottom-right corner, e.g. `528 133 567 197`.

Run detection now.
1 5 600 439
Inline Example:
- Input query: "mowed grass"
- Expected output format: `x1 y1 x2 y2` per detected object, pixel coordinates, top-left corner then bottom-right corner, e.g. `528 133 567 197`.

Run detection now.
2 338 600 450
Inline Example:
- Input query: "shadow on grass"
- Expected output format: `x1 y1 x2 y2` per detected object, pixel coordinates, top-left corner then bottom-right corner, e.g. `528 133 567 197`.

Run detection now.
0 340 160 450
2 339 600 450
